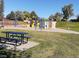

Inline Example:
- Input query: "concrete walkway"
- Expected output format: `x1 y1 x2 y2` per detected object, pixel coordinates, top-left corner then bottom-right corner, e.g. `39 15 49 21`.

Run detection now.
4 41 39 51
3 26 79 34
42 28 79 34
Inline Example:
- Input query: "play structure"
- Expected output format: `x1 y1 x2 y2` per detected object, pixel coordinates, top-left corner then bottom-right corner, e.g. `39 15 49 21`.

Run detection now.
23 18 56 29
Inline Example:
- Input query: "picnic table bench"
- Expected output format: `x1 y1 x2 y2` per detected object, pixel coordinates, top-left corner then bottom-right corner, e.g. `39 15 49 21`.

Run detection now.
0 44 7 49
0 37 22 45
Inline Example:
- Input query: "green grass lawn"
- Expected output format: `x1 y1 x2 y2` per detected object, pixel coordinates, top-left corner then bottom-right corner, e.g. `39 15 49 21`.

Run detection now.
56 22 79 32
27 31 79 58
0 29 79 58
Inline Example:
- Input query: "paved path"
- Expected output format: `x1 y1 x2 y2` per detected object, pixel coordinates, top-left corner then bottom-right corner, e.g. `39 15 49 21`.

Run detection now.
5 41 39 51
3 26 79 34
42 28 79 34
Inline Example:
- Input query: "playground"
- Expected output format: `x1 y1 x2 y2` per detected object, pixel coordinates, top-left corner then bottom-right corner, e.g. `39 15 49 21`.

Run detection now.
0 19 56 30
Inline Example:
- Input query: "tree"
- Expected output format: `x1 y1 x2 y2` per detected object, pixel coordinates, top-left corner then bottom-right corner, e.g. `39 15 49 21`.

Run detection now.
15 11 24 21
30 11 38 19
53 12 63 21
6 11 15 20
6 11 24 21
48 15 54 20
62 4 73 21
6 14 10 19
76 15 79 22
49 12 62 21
23 11 30 20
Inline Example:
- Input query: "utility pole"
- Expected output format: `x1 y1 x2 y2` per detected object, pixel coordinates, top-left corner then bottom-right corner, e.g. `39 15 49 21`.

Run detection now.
0 0 4 27
14 14 17 27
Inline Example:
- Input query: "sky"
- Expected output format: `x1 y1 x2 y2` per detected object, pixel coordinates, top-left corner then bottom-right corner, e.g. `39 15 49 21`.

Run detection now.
4 0 79 18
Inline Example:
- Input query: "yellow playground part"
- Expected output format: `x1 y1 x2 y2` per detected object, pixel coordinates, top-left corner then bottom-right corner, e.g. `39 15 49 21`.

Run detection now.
37 23 40 28
32 23 34 28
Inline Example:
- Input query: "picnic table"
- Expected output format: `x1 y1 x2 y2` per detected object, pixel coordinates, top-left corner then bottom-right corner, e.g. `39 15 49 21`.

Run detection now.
1 31 31 45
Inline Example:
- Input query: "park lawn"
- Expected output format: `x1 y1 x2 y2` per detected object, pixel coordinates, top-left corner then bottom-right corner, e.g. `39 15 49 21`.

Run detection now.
27 31 79 58
0 29 79 57
56 22 79 32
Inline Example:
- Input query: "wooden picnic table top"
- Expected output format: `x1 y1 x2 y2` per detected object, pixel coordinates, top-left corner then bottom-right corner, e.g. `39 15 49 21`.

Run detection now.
2 31 28 34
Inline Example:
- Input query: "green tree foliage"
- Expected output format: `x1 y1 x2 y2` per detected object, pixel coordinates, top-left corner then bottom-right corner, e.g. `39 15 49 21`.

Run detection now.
6 11 38 21
15 11 24 21
49 14 57 21
76 15 79 22
49 13 62 21
6 11 24 21
23 11 30 20
49 15 54 20
53 12 63 21
6 11 15 20
62 4 73 21
30 11 38 19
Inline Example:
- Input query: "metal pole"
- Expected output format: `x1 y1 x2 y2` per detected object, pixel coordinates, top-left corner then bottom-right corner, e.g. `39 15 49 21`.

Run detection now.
2 12 4 27
14 14 17 27
1 0 4 27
